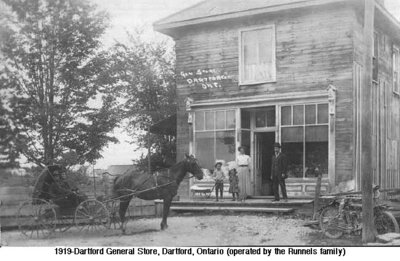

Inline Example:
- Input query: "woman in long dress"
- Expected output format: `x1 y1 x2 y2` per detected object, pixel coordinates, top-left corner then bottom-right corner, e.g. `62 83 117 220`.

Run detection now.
236 146 251 201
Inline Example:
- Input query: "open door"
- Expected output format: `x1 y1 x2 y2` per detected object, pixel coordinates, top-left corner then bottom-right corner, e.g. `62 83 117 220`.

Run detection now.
254 132 275 196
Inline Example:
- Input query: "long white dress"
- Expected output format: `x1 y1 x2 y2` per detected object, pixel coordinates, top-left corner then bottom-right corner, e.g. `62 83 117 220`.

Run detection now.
236 154 252 200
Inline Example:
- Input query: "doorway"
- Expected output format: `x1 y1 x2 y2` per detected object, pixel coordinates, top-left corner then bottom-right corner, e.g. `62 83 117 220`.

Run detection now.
254 132 275 196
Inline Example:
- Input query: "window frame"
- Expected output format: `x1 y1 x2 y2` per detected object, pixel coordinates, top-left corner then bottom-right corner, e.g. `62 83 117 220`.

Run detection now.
238 24 277 86
193 109 237 170
393 45 400 96
373 31 379 82
280 103 330 180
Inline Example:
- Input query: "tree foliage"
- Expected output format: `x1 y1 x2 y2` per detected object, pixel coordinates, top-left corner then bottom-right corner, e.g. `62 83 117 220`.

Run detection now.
0 0 121 167
106 32 177 171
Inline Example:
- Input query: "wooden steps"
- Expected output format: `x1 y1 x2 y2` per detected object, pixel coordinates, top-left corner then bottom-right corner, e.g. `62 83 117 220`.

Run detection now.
155 199 313 216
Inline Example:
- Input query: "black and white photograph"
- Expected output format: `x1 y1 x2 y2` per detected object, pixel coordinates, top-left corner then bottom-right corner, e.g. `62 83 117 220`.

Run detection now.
1 0 400 255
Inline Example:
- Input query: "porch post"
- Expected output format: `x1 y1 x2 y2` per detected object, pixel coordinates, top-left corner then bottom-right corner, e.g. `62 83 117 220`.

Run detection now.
327 85 337 192
361 0 376 243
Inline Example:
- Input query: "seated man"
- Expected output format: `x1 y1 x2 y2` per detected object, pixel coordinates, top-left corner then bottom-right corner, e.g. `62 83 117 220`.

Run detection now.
48 169 86 210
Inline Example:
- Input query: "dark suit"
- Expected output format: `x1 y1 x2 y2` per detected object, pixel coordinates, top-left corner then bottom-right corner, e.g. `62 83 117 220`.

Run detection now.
271 152 288 200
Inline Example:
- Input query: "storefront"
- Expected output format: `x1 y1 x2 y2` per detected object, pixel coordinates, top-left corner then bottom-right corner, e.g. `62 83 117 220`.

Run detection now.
187 88 335 197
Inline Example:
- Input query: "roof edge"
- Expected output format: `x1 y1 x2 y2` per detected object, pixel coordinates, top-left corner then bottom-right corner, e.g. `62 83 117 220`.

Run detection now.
154 0 349 33
153 0 206 27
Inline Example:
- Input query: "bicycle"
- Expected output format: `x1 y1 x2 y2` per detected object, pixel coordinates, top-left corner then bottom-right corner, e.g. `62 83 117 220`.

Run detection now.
319 186 399 239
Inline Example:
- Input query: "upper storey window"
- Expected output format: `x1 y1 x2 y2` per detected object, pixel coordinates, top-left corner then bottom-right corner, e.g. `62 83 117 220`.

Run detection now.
393 46 400 94
239 25 276 85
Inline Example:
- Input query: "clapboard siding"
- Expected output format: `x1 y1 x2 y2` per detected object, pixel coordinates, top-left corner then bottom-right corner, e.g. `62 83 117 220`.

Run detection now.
175 7 354 99
173 4 357 191
352 7 400 190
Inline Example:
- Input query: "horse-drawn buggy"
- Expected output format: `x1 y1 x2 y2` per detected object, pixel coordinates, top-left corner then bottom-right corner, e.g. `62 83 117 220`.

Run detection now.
16 155 204 238
17 165 123 238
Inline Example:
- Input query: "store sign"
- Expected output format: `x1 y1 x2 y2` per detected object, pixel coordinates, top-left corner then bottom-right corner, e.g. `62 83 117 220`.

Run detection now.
179 68 234 90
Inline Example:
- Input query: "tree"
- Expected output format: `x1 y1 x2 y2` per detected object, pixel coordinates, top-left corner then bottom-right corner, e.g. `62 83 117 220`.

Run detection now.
106 31 177 171
0 0 121 167
0 1 19 168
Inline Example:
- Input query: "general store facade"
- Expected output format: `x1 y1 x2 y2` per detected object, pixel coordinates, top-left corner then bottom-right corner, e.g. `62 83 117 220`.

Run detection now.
154 0 400 198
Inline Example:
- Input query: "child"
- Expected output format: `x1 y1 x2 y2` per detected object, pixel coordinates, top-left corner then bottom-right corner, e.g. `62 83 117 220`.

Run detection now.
228 168 239 201
213 162 225 201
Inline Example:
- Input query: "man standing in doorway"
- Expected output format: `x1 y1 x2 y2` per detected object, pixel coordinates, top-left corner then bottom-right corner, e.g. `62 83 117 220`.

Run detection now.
271 143 288 202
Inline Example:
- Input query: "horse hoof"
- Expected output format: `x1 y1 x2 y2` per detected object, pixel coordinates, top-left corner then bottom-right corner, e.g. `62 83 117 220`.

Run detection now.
160 224 168 230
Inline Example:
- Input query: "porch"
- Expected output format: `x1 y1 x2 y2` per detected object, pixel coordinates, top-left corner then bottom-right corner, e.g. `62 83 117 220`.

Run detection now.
155 198 314 217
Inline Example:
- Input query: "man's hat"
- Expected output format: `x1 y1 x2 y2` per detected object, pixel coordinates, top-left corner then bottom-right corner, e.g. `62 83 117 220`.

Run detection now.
273 142 281 148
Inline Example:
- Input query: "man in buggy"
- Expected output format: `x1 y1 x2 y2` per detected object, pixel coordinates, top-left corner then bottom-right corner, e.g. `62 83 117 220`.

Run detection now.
33 165 86 211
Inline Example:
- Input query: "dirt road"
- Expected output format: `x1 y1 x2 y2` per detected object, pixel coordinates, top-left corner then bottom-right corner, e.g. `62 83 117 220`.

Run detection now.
1 214 360 246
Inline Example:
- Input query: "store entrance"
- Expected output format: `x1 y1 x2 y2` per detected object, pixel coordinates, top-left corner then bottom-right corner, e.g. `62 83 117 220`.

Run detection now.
254 132 275 196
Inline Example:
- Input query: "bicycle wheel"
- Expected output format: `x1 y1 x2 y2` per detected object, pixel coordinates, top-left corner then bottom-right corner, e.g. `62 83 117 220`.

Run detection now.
374 210 400 234
319 205 345 239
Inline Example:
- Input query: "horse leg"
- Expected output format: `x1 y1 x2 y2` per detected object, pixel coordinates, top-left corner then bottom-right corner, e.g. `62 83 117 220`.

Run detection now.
160 196 173 230
119 197 131 234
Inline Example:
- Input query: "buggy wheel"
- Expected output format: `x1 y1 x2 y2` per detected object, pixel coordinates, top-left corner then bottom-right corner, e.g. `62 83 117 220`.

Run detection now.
17 199 57 238
108 201 131 230
374 210 400 234
75 200 109 232
56 216 74 232
319 205 345 239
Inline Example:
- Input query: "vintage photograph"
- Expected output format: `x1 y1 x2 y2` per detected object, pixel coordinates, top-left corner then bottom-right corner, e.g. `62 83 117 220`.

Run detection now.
1 0 400 248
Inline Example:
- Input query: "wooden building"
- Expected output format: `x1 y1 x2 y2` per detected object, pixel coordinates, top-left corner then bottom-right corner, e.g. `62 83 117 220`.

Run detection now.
154 0 400 198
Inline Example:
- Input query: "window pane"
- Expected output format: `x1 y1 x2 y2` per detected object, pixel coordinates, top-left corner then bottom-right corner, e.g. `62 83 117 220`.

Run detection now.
305 126 328 177
305 141 328 178
259 30 273 64
216 111 226 129
281 106 292 126
241 130 251 154
242 27 274 82
305 105 316 125
255 111 266 128
305 126 328 142
317 104 329 124
195 111 204 131
216 131 236 164
282 142 304 178
241 110 251 129
226 110 236 129
243 30 258 65
293 105 304 125
282 127 303 142
205 111 215 130
195 132 214 170
266 107 276 127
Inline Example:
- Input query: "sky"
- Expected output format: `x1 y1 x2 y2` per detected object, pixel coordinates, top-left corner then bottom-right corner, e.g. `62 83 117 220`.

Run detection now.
91 0 202 169
64 0 400 169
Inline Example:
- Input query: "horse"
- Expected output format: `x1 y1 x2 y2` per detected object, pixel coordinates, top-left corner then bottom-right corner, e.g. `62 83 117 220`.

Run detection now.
112 154 203 233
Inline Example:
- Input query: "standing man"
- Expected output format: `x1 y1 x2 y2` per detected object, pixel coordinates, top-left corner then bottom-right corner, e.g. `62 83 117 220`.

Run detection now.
271 143 288 202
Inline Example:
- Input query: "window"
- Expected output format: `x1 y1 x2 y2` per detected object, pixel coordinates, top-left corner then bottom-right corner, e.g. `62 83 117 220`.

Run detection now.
240 25 276 85
255 107 275 128
194 110 236 170
393 46 400 94
280 104 329 178
373 32 378 82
